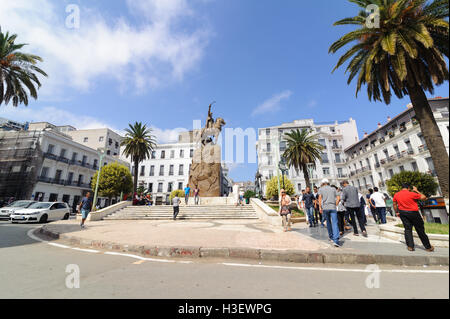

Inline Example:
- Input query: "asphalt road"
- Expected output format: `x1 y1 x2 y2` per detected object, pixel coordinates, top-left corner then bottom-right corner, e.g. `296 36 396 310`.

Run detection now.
0 220 448 299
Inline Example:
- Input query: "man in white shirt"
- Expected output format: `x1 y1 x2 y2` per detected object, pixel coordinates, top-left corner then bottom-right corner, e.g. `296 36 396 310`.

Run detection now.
370 187 387 224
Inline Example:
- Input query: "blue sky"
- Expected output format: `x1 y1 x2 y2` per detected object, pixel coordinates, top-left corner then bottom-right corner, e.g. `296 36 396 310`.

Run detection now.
0 0 448 182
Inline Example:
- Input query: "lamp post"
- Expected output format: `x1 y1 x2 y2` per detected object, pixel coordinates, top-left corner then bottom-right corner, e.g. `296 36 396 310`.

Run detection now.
92 148 105 212
278 157 288 190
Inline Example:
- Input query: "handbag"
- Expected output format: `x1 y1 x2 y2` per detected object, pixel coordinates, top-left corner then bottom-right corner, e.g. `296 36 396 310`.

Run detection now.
280 205 291 216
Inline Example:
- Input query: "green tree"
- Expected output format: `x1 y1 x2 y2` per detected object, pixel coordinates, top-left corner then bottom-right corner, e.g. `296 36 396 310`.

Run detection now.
244 190 256 199
329 0 449 198
121 122 156 194
265 176 295 199
169 189 185 201
386 170 439 198
0 28 47 106
91 162 133 201
282 128 324 189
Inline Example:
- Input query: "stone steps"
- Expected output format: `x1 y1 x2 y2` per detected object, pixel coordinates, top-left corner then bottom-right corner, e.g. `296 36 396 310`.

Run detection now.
104 204 258 220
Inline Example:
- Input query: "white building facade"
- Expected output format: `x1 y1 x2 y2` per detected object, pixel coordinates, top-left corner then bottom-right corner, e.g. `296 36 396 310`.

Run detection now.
344 97 449 195
0 122 129 212
257 118 359 195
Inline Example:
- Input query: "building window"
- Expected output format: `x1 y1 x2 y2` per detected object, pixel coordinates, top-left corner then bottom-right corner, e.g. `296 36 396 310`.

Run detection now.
169 150 175 159
82 155 87 165
151 151 156 159
399 165 405 172
168 182 173 193
322 167 330 176
93 159 98 169
99 136 104 142
107 150 111 155
140 166 145 176
72 152 78 161
169 165 174 176
148 183 153 193
178 182 183 190
180 150 184 158
150 165 155 176
279 141 287 152
115 142 119 149
297 183 302 191
321 153 329 164
60 149 66 158
179 165 184 176
83 137 88 143
268 156 273 166
67 172 73 184
47 144 55 154
266 128 270 136
159 165 164 176
157 183 163 193
411 162 418 172
40 167 49 178
266 143 271 152
335 153 341 163
161 151 166 159
319 139 326 148
388 169 394 178
108 138 113 146
190 149 194 158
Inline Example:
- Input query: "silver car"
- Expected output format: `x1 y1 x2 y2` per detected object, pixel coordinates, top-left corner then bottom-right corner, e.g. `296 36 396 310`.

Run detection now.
0 200 35 220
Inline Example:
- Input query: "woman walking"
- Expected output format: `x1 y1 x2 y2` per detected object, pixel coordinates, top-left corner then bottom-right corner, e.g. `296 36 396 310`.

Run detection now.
279 189 292 232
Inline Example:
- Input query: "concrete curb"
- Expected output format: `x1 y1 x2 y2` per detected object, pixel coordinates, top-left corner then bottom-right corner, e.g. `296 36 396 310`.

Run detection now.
37 227 449 267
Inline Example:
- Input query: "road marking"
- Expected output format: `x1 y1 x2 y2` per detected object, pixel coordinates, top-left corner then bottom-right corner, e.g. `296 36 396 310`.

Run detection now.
221 263 449 274
27 228 46 243
104 252 175 263
48 243 71 249
71 247 100 253
133 260 146 265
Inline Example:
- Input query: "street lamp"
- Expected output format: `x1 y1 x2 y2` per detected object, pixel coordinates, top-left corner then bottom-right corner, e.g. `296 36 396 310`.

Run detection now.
278 157 288 190
92 148 106 212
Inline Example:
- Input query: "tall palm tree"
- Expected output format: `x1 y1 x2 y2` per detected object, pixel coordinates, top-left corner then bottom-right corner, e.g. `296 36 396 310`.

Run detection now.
121 122 156 194
329 0 449 198
0 28 47 106
282 129 324 189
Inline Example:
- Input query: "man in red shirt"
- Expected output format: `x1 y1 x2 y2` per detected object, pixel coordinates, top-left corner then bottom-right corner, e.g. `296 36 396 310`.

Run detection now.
393 184 434 252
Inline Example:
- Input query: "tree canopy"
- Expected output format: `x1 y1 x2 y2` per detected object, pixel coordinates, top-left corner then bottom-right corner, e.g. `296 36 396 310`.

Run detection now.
386 170 439 198
91 162 133 199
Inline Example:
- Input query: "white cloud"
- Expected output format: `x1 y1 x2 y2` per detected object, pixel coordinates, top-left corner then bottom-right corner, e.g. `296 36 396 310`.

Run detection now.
0 0 211 97
252 90 293 116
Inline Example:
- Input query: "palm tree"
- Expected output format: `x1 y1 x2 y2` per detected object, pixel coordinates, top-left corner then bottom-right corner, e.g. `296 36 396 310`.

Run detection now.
282 129 324 189
121 122 156 194
329 0 449 198
0 28 47 106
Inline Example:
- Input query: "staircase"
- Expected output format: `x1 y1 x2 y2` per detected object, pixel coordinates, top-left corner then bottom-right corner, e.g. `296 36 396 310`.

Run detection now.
104 205 258 220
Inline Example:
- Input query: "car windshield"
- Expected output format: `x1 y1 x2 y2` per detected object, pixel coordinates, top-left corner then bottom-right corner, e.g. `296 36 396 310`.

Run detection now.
7 201 33 208
28 202 52 209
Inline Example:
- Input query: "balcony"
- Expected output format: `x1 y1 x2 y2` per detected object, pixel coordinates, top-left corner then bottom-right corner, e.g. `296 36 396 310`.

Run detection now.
332 145 342 151
43 152 58 161
418 145 429 153
428 170 437 177
337 174 348 179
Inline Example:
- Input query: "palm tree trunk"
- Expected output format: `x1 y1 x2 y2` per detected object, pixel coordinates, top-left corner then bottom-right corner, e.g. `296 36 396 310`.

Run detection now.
302 164 312 189
133 159 139 194
407 83 449 198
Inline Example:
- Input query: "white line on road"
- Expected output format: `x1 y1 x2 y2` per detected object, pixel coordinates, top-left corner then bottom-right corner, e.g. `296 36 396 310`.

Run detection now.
48 243 71 249
71 247 100 253
221 263 449 274
104 252 175 263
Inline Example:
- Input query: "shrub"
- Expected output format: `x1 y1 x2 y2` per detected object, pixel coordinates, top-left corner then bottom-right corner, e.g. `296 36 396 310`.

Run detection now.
386 171 439 198
265 175 295 199
244 190 256 199
169 189 185 201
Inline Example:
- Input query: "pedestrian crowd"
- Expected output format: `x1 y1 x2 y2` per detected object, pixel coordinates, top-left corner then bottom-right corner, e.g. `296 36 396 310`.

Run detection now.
280 179 435 252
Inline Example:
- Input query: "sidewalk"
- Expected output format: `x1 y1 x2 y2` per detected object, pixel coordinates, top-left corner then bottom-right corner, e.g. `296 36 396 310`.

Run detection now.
37 218 449 266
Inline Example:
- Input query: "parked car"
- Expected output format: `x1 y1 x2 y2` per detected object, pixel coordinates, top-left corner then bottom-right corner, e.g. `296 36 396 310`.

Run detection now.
10 202 70 224
0 200 36 220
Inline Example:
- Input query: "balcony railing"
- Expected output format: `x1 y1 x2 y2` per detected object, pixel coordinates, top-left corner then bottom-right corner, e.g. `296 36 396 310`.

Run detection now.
418 145 429 153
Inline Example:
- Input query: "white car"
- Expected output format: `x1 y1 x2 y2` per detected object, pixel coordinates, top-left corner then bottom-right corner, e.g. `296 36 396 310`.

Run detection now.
0 200 35 220
10 202 70 224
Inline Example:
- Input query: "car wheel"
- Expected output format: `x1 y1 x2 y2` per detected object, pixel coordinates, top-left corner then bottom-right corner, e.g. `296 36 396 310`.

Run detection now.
39 214 48 224
63 213 70 220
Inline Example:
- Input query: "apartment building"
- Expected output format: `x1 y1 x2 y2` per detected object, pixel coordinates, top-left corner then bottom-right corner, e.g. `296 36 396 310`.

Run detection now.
0 121 129 212
344 97 449 195
67 128 123 156
257 118 359 195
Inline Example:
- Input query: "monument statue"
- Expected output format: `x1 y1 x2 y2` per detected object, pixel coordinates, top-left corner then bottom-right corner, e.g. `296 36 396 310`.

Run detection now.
189 103 226 197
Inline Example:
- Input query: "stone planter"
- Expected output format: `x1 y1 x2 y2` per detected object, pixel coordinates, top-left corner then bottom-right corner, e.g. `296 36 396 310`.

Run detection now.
378 219 449 248
291 217 306 224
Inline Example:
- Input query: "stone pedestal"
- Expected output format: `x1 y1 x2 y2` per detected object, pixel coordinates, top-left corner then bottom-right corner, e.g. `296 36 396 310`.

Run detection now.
188 144 222 197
